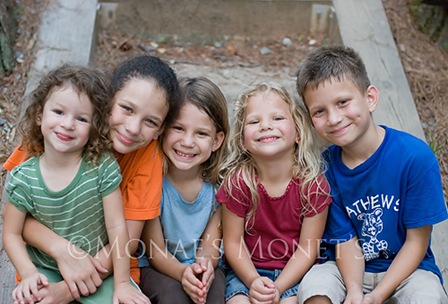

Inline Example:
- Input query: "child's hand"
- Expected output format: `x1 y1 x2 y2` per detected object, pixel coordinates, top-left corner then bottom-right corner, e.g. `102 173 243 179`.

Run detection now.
249 276 277 303
26 281 75 304
55 243 107 300
196 258 215 295
113 281 151 304
12 272 48 304
343 288 364 304
181 260 214 303
361 292 383 304
271 284 280 304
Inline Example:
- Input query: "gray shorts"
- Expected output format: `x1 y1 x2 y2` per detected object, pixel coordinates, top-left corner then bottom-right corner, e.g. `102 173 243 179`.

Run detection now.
297 261 448 304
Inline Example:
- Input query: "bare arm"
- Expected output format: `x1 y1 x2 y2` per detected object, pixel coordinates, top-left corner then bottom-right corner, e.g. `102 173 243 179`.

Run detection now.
195 206 223 268
182 207 223 303
222 205 259 286
23 214 106 300
3 201 48 302
274 207 329 295
141 217 188 282
336 236 365 304
22 203 146 302
363 226 431 304
102 188 150 304
93 218 145 272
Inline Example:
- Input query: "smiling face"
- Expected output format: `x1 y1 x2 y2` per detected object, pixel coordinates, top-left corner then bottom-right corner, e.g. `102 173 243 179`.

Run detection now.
162 101 224 173
39 86 93 156
109 78 169 154
242 91 298 161
304 77 378 148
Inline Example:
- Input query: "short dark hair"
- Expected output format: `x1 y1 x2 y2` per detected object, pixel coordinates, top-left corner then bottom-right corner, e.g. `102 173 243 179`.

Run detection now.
111 55 181 128
296 45 371 100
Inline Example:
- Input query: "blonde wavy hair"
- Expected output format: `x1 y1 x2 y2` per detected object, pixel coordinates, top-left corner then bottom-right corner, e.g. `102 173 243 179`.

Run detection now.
220 83 328 232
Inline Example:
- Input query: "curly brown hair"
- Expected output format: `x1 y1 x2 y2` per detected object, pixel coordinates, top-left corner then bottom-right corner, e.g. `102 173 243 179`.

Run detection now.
19 64 113 164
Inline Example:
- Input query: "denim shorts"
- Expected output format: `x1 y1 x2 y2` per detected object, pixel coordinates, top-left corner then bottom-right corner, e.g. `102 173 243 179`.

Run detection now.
225 267 299 301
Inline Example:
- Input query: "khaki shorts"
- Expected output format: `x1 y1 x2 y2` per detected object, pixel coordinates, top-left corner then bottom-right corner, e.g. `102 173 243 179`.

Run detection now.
297 261 448 304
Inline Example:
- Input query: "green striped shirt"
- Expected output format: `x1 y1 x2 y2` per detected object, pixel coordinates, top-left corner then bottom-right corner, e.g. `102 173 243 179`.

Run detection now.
6 152 122 272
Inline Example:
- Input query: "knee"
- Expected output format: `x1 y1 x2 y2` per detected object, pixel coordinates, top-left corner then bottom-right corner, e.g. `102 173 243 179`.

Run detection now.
303 295 332 304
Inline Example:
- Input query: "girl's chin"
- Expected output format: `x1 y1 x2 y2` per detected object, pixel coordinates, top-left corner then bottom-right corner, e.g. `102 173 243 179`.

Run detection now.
112 141 134 154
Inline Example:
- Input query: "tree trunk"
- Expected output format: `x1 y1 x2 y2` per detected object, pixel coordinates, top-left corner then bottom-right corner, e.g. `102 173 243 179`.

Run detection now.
0 0 19 74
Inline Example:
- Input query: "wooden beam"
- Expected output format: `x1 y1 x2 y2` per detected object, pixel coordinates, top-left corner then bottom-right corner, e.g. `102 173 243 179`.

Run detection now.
333 0 426 140
0 1 98 302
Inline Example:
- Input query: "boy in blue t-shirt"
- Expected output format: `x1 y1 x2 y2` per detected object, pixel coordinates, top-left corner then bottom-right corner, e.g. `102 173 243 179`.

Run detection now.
295 45 448 303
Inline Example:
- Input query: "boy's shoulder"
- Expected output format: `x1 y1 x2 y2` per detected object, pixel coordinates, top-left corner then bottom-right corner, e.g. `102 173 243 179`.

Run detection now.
323 125 437 171
382 125 435 159
324 125 432 156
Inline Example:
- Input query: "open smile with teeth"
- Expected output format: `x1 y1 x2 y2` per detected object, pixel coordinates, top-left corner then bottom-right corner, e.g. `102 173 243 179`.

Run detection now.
175 149 196 158
258 136 278 143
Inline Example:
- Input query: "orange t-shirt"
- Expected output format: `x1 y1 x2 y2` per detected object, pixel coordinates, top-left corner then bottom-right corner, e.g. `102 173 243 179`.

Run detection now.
4 141 163 285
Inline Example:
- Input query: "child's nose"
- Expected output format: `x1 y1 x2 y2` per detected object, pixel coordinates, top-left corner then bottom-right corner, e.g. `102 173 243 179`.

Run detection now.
260 120 273 130
181 133 195 147
61 116 75 130
125 119 142 135
327 110 342 126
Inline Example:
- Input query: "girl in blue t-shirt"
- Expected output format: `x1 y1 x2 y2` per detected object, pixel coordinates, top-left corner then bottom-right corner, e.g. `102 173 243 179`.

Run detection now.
139 76 229 303
215 83 332 304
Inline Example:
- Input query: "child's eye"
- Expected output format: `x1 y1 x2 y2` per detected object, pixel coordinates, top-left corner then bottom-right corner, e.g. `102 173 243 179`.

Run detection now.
197 131 209 137
172 125 183 131
53 109 63 115
273 116 284 121
312 109 324 117
145 119 158 127
248 119 259 125
76 117 89 123
120 105 132 112
339 99 348 106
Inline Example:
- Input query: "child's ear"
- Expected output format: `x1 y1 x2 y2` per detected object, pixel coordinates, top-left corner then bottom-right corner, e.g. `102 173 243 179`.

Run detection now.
35 114 42 126
366 85 379 113
212 131 225 152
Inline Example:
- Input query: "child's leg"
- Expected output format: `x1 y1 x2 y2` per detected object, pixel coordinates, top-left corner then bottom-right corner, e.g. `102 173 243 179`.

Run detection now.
297 261 345 304
226 294 251 304
205 266 226 303
224 268 250 302
382 269 448 303
139 265 192 303
281 296 299 304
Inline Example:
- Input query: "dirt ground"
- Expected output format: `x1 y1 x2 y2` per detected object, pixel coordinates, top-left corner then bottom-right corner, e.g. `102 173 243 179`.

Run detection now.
0 0 447 201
